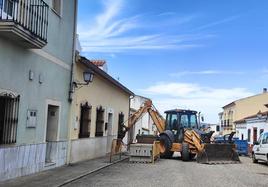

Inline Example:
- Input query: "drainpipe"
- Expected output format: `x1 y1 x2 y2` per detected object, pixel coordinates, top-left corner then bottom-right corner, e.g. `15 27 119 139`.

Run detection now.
67 0 78 165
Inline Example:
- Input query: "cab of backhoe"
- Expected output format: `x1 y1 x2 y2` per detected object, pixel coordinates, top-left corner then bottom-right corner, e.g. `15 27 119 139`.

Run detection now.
164 109 198 143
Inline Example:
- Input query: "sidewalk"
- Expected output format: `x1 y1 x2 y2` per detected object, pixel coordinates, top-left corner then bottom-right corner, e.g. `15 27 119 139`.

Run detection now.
0 155 128 187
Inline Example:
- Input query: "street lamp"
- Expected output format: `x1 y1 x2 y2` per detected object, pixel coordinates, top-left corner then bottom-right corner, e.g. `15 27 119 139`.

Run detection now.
73 69 94 87
83 69 94 84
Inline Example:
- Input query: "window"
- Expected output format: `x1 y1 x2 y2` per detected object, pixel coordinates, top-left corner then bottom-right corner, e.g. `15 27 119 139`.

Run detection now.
261 133 268 144
117 112 125 139
189 114 197 128
79 102 91 138
95 106 105 137
260 129 264 135
247 129 251 142
0 93 20 145
166 113 177 130
180 114 189 128
52 0 61 16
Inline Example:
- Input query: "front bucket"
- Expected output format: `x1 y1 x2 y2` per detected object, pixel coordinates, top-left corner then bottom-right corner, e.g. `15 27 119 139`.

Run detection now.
196 143 240 164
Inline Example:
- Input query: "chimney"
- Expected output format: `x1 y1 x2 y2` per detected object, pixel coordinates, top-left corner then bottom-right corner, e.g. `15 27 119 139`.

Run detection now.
263 88 267 93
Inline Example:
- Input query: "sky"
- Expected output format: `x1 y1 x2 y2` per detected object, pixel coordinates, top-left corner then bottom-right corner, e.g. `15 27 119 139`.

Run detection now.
77 0 268 123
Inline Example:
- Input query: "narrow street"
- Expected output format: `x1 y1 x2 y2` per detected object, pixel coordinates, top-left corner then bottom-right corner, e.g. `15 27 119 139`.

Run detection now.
64 157 268 187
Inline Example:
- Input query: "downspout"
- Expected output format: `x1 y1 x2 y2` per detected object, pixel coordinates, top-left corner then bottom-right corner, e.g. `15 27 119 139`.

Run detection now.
67 0 78 165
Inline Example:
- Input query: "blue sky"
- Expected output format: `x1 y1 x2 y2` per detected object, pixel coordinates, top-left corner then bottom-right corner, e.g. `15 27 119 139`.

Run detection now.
77 0 268 123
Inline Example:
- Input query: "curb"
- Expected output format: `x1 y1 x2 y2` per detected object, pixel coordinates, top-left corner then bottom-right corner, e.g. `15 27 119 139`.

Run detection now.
57 157 129 187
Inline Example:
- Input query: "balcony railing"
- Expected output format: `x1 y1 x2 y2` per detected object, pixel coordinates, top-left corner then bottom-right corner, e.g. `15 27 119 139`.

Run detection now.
0 0 49 47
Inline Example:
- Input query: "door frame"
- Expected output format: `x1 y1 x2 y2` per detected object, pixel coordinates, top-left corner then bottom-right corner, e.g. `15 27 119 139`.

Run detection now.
43 99 61 142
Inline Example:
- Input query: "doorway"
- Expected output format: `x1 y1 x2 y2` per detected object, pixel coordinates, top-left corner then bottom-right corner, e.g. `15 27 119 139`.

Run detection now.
45 105 60 163
106 113 113 153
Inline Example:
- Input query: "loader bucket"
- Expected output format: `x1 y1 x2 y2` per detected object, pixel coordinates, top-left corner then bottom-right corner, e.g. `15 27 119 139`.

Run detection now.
196 143 240 164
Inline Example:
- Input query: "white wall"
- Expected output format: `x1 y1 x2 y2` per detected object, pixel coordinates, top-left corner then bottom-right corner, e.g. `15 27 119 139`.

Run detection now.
70 136 117 163
236 117 268 144
130 96 154 141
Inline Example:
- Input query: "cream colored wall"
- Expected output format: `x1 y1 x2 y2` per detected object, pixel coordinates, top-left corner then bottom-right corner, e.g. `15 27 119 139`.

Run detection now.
222 92 268 135
234 93 268 121
70 63 130 139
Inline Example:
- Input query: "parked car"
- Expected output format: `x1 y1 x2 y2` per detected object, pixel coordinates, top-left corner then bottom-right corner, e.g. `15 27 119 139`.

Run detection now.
252 132 268 163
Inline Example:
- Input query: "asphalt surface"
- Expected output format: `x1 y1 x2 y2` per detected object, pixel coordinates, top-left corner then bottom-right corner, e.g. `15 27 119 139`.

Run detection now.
64 156 268 187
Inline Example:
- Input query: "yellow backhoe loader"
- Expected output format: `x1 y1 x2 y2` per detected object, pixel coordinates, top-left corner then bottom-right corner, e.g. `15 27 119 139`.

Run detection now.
118 100 240 164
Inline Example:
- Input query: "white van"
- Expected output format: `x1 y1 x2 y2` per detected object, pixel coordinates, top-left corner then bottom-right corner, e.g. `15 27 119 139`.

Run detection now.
252 132 268 163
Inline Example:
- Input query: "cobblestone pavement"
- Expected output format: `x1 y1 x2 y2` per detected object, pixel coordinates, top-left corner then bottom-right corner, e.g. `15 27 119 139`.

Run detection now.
64 156 268 187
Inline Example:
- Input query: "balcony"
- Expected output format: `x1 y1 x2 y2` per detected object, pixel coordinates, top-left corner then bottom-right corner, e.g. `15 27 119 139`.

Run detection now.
0 0 48 48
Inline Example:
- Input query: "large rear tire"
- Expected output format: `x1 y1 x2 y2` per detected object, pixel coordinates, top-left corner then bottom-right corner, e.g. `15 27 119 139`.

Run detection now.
159 132 173 158
181 143 190 161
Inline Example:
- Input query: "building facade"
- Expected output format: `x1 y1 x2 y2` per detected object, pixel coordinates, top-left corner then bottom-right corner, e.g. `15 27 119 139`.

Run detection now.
235 111 268 145
68 56 133 163
0 0 77 181
220 89 268 135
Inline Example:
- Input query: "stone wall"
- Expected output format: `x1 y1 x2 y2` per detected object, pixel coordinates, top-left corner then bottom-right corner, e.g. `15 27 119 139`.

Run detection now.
0 143 46 181
0 141 68 181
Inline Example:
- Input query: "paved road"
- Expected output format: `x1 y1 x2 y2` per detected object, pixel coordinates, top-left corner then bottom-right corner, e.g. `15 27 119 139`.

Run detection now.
64 156 268 187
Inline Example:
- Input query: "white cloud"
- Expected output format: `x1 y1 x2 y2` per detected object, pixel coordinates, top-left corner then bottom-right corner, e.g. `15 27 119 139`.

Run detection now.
77 1 209 53
194 15 241 31
140 82 254 123
169 70 244 77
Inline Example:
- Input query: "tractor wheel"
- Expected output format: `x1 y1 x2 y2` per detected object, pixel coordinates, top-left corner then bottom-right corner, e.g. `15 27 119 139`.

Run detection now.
181 143 190 161
159 133 173 158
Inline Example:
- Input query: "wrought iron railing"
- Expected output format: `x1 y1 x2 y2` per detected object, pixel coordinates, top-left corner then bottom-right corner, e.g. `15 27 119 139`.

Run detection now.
0 0 49 42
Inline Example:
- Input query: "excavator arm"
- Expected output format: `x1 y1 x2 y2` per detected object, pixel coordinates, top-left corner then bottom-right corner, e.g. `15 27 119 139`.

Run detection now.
118 100 165 140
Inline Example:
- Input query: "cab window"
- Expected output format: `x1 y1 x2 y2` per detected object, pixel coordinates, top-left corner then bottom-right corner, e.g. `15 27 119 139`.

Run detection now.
262 133 268 144
190 114 197 128
166 113 178 130
180 114 189 128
